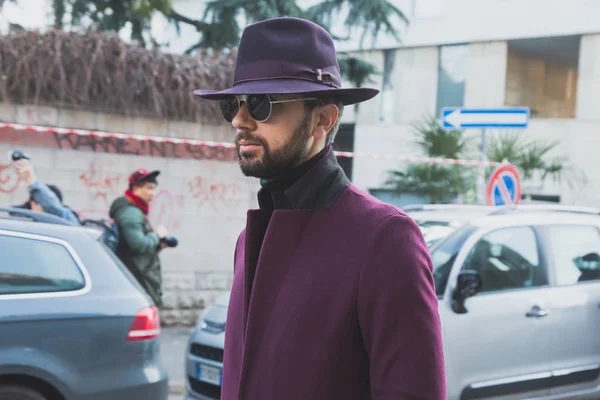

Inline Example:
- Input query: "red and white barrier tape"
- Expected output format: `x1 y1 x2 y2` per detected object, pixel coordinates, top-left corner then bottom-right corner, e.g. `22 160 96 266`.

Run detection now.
0 122 504 167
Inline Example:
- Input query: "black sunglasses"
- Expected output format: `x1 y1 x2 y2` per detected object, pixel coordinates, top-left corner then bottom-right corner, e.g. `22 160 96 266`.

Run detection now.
219 94 318 123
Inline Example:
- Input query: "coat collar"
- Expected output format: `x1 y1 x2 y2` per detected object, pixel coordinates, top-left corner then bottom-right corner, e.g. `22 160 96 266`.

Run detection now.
257 146 350 212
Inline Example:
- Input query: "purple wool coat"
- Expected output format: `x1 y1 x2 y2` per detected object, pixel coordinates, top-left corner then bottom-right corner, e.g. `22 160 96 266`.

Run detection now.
222 149 445 400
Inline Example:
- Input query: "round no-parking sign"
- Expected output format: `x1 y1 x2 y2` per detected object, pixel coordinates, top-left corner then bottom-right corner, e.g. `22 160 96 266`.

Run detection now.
486 164 521 206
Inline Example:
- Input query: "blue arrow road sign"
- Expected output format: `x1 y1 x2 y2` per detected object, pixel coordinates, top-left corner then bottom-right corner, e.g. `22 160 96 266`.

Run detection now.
442 107 530 130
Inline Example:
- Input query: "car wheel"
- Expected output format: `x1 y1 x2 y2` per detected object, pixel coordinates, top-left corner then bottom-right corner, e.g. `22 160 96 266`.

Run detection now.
0 385 47 400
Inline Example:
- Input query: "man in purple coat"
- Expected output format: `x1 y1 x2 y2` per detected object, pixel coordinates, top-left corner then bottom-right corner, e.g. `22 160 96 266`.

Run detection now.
194 17 445 400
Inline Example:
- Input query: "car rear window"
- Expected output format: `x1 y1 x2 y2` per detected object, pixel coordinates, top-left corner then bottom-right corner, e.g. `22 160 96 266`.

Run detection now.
0 233 86 295
547 225 600 285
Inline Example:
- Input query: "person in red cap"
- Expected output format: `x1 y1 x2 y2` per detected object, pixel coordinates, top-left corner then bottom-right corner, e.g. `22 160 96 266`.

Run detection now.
109 168 169 306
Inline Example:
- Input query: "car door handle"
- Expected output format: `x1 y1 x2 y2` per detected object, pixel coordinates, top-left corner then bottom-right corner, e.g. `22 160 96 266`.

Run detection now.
526 305 549 319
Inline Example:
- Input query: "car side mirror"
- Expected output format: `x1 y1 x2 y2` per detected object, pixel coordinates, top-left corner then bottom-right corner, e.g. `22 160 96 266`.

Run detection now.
451 270 482 314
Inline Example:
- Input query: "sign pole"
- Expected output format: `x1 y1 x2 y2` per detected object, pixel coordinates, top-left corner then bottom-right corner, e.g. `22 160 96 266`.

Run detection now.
477 128 487 204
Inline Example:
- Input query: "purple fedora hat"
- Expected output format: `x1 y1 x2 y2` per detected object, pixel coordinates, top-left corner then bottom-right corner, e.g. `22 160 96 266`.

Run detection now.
193 17 379 105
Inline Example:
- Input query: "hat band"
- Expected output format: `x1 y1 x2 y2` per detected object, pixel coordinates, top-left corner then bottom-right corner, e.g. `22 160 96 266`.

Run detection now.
233 60 341 88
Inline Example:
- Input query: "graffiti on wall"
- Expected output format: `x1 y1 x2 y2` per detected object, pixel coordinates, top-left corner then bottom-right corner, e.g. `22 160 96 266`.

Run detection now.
149 190 185 232
52 133 237 162
0 127 238 162
188 176 244 212
79 162 121 205
0 163 21 194
1 155 249 231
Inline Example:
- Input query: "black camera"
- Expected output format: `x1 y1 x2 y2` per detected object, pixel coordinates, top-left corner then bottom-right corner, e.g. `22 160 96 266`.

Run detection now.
10 150 30 161
160 236 178 248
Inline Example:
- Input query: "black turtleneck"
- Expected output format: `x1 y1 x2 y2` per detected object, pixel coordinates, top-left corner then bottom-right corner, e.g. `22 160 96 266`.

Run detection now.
246 144 351 292
258 145 332 211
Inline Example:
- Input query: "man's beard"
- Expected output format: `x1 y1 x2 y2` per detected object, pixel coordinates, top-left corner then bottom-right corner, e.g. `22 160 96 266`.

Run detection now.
235 113 312 178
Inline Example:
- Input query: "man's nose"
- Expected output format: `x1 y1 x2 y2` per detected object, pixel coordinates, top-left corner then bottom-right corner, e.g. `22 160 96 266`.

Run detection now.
232 103 256 130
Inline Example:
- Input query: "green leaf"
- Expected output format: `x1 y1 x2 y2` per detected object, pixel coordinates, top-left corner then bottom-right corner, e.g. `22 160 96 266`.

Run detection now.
411 116 470 158
486 130 583 188
338 56 378 88
307 0 408 47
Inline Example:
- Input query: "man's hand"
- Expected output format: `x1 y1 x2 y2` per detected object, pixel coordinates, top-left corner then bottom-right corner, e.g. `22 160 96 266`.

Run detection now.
155 225 168 238
14 159 36 185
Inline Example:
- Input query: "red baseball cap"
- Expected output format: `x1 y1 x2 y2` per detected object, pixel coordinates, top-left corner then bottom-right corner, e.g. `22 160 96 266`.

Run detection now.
129 168 160 187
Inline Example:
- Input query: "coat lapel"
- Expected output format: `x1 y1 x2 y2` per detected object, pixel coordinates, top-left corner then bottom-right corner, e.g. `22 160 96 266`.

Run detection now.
242 209 270 341
238 209 314 395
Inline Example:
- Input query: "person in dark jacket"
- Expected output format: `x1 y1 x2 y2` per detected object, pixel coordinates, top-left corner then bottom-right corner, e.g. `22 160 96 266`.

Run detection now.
193 17 446 400
109 168 169 306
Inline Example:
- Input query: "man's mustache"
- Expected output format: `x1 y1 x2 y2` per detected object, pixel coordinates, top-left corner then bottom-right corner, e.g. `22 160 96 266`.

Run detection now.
235 132 267 148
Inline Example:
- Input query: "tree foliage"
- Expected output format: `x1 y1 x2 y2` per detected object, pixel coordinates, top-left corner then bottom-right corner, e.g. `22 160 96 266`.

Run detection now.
50 0 407 87
54 0 172 44
0 29 235 123
486 131 585 189
385 121 584 204
385 117 475 204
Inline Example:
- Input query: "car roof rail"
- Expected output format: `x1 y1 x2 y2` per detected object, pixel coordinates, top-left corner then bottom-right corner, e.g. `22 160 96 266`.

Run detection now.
487 204 600 216
403 204 492 212
404 203 600 216
0 207 77 226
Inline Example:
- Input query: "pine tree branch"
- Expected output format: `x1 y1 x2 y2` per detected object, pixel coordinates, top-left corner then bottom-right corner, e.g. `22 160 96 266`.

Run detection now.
166 9 211 32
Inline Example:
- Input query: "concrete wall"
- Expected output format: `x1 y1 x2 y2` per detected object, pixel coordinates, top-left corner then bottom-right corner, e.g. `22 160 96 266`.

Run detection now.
334 0 600 52
464 41 508 108
0 104 259 326
576 33 600 120
389 46 439 124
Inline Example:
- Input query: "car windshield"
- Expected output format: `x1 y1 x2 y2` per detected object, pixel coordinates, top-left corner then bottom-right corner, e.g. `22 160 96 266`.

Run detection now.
429 224 477 298
415 220 458 248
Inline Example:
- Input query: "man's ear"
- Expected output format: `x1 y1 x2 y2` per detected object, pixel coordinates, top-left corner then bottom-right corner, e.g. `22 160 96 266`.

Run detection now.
312 104 339 140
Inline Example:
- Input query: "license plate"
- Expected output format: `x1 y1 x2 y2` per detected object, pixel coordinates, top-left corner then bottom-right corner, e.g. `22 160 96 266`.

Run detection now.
196 363 222 386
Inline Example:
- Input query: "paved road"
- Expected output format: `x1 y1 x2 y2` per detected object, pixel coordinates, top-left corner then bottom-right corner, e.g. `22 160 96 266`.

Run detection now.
162 327 195 396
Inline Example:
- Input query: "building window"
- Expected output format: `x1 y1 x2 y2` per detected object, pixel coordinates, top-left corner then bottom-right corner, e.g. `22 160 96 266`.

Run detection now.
505 35 580 119
436 44 469 113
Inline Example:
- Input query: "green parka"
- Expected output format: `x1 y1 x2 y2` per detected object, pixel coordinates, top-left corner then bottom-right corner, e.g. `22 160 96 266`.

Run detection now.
109 196 162 306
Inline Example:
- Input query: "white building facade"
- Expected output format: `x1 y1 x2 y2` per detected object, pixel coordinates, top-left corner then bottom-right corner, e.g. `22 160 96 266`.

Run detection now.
342 0 600 207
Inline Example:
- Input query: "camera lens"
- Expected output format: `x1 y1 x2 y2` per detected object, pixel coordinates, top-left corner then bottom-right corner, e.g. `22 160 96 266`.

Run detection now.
161 236 178 248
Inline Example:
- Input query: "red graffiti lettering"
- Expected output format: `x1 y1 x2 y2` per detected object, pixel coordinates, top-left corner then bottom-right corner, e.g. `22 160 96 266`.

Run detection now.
149 190 183 232
0 163 21 194
188 176 243 211
79 163 121 205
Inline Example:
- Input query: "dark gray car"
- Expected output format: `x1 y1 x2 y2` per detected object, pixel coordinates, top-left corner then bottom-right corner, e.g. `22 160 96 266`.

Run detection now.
0 208 169 400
